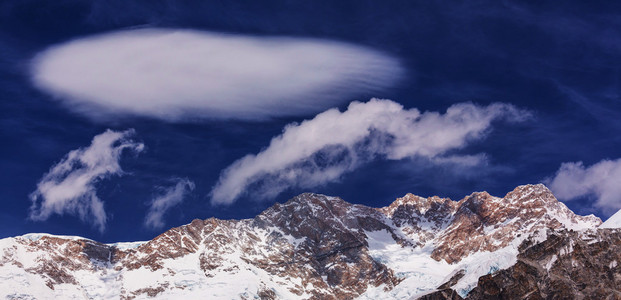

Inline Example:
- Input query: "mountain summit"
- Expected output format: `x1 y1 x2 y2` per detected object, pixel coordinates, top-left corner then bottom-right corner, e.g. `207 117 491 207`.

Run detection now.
1 184 617 299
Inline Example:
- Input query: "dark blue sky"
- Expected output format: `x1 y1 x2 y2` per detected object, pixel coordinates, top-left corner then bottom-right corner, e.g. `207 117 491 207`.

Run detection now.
1 0 620 242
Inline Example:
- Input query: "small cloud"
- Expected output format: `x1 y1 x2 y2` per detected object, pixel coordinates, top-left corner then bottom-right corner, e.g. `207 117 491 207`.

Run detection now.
547 159 621 215
31 28 404 122
28 129 144 233
431 153 489 167
210 99 529 205
144 178 195 230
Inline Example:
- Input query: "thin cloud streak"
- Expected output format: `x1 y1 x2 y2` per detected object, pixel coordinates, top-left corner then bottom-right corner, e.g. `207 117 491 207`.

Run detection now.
28 129 144 232
210 99 530 205
31 28 404 121
144 178 195 230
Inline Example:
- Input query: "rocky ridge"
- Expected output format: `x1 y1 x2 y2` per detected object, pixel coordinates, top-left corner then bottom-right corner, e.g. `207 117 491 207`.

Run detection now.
0 184 608 299
467 228 621 299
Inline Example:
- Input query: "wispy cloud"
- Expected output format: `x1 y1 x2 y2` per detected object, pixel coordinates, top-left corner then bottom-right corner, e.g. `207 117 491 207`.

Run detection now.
144 178 195 230
31 29 403 121
210 99 530 205
547 158 621 215
29 129 144 232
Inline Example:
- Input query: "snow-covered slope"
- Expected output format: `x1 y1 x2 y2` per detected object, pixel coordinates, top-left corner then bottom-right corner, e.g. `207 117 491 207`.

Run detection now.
0 184 602 299
600 209 621 229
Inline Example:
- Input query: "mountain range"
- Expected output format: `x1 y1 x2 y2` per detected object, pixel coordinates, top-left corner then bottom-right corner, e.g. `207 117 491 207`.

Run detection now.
1 184 619 299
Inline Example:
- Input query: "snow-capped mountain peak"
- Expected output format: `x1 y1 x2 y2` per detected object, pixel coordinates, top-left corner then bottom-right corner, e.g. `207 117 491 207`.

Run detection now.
0 184 605 299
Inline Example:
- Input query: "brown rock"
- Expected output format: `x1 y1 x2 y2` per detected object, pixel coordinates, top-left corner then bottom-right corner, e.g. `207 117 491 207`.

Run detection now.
467 229 621 299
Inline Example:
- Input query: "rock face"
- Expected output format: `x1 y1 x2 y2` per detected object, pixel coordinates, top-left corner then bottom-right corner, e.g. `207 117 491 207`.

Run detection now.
0 184 607 299
418 289 463 300
466 229 621 300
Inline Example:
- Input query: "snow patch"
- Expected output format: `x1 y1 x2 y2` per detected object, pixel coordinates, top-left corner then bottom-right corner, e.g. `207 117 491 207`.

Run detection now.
451 245 519 297
363 230 453 298
544 255 558 271
107 241 147 250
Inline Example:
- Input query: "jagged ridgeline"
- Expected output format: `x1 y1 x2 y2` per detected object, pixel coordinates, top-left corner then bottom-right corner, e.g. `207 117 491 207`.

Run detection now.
1 184 619 299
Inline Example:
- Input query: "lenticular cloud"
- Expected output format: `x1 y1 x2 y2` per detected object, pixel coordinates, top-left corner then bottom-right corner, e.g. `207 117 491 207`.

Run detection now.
31 29 403 121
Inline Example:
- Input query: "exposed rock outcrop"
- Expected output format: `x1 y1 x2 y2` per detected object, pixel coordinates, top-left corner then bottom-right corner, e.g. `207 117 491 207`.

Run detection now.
467 229 621 299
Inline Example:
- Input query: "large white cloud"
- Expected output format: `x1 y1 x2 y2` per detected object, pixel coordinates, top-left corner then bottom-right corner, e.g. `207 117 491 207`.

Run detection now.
547 159 621 214
210 99 530 205
144 178 195 230
31 29 403 121
29 129 144 232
